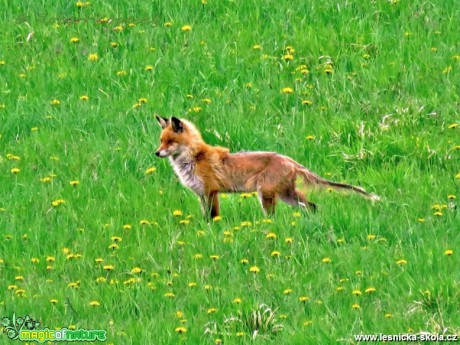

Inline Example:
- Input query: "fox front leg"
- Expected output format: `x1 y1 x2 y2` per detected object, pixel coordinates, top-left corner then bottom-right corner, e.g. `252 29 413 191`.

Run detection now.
200 192 220 219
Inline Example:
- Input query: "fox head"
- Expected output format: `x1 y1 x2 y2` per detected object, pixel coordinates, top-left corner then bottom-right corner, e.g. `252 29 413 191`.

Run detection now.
155 115 202 158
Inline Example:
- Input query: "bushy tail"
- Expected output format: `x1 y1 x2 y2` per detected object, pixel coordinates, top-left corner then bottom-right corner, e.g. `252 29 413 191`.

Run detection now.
296 165 380 201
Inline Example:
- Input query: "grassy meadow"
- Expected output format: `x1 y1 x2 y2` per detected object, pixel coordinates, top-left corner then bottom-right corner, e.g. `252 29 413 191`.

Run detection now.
1 0 459 343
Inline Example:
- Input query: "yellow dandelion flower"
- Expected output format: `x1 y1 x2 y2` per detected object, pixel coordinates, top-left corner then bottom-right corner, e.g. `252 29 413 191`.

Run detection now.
50 298 58 304
210 255 220 261
8 285 18 290
139 219 150 225
249 265 260 273
76 1 90 7
448 123 458 129
456 172 460 179
433 211 443 217
202 98 211 104
396 259 407 266
116 70 127 76
283 54 294 61
88 53 99 61
175 326 187 334
447 195 456 200
271 250 281 257
145 65 154 71
52 199 65 207
212 216 222 222
303 320 313 326
164 21 173 27
302 100 313 106
444 249 453 256
89 300 100 307
173 210 183 216
385 313 393 318
324 64 334 74
266 232 277 239
15 289 26 296
352 289 362 296
67 282 79 289
131 267 142 274
70 180 80 186
442 66 452 74
188 282 197 287
299 296 310 302
336 286 345 292
50 99 61 105
111 236 122 243
282 87 294 94
417 218 425 223
103 265 115 271
207 308 218 314
233 297 242 304
96 277 106 283
10 168 20 174
305 135 315 140
164 292 175 298
95 258 103 264
204 285 212 290
285 237 293 244
181 25 192 31
123 224 132 230
108 243 118 250
365 287 377 293
322 257 332 263
352 303 360 310
253 44 262 50
240 258 249 264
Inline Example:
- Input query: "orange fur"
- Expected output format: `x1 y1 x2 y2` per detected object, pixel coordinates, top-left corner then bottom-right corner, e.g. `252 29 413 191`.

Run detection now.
155 116 379 218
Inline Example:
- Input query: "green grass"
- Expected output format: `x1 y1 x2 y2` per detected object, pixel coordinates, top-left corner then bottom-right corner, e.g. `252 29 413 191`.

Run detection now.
1 0 459 344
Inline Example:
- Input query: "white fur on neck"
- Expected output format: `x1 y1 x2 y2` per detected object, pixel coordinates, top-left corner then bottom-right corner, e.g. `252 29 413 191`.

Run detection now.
169 152 204 196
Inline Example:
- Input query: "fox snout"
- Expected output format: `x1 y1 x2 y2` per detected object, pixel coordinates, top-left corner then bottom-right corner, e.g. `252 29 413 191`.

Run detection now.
155 149 169 158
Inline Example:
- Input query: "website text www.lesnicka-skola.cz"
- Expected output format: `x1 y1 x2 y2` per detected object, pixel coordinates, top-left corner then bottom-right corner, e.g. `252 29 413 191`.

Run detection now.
354 333 459 342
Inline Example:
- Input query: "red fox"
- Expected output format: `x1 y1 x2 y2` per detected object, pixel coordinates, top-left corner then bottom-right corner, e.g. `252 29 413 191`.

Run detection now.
155 116 379 218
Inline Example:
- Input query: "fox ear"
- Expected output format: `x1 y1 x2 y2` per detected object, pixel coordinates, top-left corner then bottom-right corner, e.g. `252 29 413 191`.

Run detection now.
156 115 169 129
170 116 184 133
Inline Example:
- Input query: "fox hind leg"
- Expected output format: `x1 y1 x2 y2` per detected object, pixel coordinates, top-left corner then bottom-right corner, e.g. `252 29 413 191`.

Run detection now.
257 190 277 215
280 188 317 212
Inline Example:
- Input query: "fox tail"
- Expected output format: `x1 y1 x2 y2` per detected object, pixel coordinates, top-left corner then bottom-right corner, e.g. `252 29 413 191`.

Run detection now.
295 164 380 201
